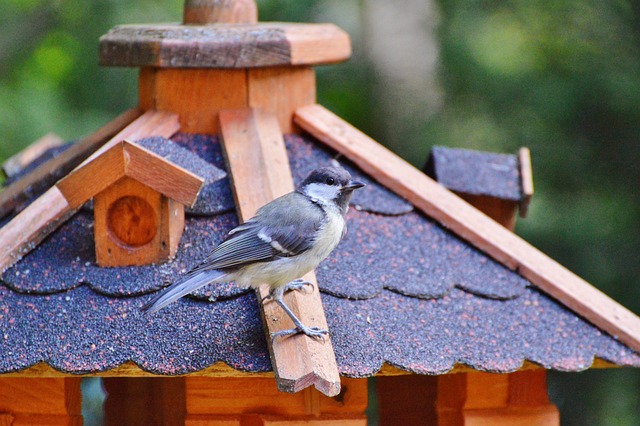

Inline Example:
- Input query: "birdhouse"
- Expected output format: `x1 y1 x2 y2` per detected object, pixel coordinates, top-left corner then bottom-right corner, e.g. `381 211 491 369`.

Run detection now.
56 140 204 266
0 1 639 425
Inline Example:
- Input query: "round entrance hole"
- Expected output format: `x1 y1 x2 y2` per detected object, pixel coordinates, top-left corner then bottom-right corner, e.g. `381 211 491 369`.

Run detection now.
107 196 157 247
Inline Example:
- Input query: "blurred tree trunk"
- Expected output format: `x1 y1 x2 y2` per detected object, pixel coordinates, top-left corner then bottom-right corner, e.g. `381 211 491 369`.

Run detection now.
361 0 442 164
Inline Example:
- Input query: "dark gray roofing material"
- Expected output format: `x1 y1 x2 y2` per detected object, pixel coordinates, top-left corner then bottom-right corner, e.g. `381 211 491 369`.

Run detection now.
1 132 639 376
425 146 522 201
137 137 233 215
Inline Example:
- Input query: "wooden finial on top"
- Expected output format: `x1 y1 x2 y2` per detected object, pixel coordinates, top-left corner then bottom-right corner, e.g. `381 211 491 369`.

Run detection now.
183 0 258 24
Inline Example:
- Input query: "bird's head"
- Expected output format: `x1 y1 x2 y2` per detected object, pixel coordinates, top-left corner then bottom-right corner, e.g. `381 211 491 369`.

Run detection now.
299 166 365 213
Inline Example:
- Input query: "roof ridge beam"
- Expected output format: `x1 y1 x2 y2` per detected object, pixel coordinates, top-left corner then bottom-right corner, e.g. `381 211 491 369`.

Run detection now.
219 107 341 397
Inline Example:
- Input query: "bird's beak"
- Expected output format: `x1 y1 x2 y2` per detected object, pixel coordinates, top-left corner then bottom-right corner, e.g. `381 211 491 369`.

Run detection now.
342 180 365 191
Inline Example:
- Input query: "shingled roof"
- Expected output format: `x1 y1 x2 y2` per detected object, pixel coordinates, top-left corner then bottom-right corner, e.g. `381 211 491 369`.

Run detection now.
2 131 639 378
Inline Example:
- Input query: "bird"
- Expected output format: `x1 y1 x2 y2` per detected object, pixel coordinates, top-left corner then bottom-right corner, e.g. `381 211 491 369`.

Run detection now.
141 166 365 339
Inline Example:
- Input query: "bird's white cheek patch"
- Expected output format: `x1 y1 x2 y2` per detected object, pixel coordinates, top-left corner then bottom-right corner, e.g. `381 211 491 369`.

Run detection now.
303 183 340 203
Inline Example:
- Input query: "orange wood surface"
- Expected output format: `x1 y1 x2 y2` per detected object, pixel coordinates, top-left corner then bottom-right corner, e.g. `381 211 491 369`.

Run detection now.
0 108 140 219
295 103 640 355
94 177 166 266
139 68 248 134
248 66 316 134
183 0 257 24
58 139 202 209
285 24 353 66
0 378 81 425
219 108 341 397
436 371 558 426
185 377 366 425
124 140 203 206
457 193 518 231
2 133 65 178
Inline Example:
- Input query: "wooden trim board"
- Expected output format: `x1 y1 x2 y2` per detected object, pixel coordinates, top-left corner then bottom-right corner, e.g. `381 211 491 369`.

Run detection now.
219 108 341 397
294 104 640 354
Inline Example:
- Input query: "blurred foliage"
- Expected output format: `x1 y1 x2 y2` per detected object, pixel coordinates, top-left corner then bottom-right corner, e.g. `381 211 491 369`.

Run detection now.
1 0 639 425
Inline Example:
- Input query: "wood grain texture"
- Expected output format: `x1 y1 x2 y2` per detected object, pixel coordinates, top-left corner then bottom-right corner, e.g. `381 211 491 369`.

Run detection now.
219 108 341 397
100 23 351 68
0 378 82 425
294 104 640 354
94 177 163 267
123 140 204 206
248 66 316 134
185 377 365 423
58 139 202 209
2 133 65 178
436 371 559 426
0 108 140 220
183 0 257 24
139 68 248 134
518 147 534 218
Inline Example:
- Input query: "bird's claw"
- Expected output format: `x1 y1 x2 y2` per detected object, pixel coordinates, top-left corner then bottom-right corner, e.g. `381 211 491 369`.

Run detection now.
261 279 315 304
284 279 315 294
271 325 329 341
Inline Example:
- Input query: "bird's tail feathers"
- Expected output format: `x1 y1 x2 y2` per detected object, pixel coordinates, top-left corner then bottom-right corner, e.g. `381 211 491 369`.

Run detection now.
141 269 227 315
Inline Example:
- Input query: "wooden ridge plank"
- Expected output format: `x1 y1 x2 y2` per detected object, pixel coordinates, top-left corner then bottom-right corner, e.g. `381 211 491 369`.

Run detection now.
99 23 351 68
294 104 640 355
2 133 65 178
0 108 141 220
0 186 77 275
0 111 180 274
219 108 341 397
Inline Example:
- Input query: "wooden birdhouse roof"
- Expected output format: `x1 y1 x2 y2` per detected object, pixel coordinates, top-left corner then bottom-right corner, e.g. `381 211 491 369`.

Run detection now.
1 0 639 402
57 140 203 208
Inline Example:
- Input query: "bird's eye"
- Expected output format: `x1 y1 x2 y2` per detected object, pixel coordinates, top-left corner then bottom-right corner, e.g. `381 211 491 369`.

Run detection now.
325 177 335 185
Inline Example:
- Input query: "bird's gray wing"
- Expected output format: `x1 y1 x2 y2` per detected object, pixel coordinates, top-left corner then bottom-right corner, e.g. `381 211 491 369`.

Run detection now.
197 193 323 271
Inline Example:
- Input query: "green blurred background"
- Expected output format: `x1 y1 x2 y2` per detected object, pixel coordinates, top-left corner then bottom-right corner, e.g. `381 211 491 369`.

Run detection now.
1 0 639 424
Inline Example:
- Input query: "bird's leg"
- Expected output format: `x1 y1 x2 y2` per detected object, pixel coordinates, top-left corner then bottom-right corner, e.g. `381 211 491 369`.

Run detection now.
261 279 314 303
268 288 328 340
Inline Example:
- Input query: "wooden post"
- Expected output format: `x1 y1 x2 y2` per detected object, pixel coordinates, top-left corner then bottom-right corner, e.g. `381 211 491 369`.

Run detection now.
0 378 82 425
183 0 258 24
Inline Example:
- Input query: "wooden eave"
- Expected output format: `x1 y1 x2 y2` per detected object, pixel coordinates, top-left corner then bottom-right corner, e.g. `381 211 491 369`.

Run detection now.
57 139 204 209
294 103 640 355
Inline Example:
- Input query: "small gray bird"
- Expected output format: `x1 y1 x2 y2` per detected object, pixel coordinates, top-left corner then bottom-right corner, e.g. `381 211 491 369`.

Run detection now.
141 166 364 339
